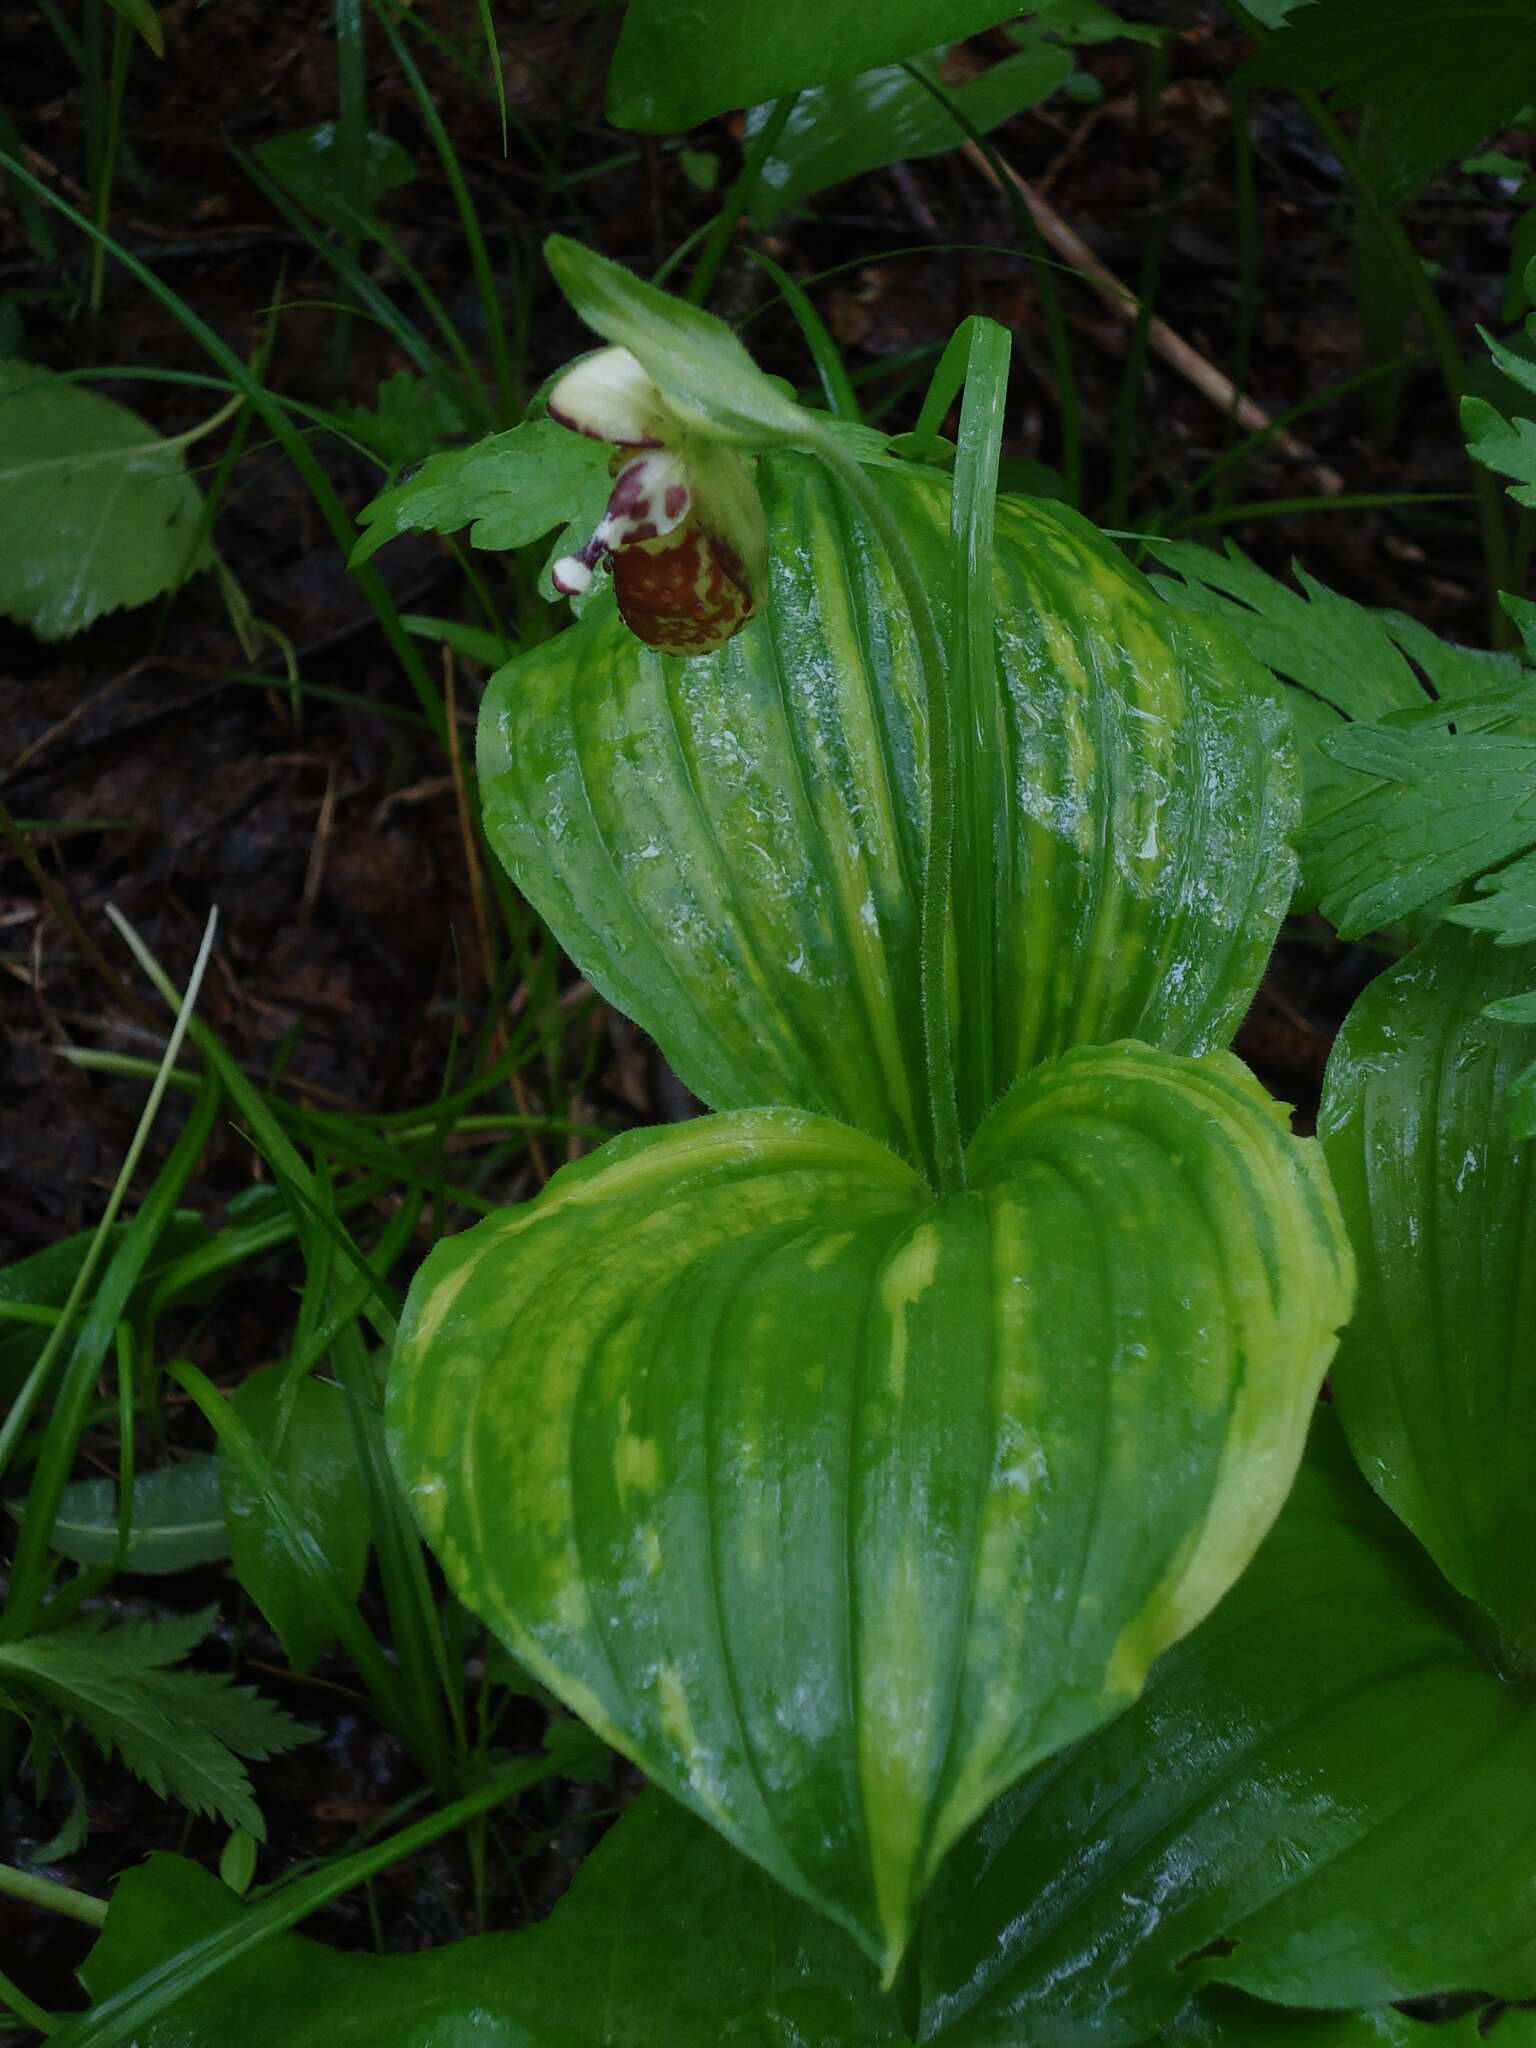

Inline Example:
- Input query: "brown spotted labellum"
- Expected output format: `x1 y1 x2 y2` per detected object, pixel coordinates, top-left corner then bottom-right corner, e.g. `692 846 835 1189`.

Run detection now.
548 346 768 655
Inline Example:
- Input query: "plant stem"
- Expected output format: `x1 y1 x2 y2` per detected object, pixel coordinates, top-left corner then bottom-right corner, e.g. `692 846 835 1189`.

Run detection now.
810 434 966 1193
685 95 798 308
0 1864 107 1930
901 63 1082 510
87 10 131 319
0 912 218 1499
945 320 1010 1140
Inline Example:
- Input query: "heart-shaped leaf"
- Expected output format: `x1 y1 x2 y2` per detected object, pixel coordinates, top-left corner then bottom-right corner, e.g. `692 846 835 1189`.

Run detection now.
479 450 1295 1166
389 1044 1350 1975
1319 922 1536 1665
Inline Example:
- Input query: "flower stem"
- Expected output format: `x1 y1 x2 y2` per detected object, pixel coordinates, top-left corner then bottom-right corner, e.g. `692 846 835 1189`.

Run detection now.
0 1862 107 1930
810 436 967 1195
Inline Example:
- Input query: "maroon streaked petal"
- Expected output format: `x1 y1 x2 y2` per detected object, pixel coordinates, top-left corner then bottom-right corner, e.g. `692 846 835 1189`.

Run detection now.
614 525 755 655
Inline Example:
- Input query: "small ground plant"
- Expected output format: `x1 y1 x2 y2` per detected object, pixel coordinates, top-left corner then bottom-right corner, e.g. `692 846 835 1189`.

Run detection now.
3 4 1536 2045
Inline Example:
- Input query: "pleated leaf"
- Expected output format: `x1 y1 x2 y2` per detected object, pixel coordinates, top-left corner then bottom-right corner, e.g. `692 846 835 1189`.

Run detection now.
1319 922 1536 1663
388 1044 1351 1976
915 1410 1536 2041
478 450 1295 1165
79 1419 1536 2048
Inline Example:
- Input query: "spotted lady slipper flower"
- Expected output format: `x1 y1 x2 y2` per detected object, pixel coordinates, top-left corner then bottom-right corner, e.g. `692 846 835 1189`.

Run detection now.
546 345 770 656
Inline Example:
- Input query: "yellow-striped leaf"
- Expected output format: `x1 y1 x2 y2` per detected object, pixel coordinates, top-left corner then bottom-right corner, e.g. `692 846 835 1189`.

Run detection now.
478 451 1295 1164
388 1045 1351 1976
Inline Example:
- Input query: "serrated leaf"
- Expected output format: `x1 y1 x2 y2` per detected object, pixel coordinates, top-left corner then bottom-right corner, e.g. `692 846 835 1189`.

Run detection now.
482 454 1297 1167
7 1453 227 1575
0 1611 312 1841
605 0 1025 131
1306 722 1536 936
1241 0 1536 205
389 1048 1351 1975
349 416 610 568
1465 320 1536 514
333 371 474 470
220 1368 370 1675
1447 842 1536 943
1150 538 1523 911
76 1419 1536 2046
745 42 1074 230
1320 923 1536 1661
1152 539 1522 722
1464 391 1536 505
0 361 214 640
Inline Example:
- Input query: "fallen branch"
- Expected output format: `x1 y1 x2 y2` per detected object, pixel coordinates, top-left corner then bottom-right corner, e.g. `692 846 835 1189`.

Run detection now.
963 137 1347 497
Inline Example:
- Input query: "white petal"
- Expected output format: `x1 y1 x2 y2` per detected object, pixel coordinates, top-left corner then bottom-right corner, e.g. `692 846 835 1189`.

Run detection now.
593 451 693 551
551 555 595 596
547 346 669 446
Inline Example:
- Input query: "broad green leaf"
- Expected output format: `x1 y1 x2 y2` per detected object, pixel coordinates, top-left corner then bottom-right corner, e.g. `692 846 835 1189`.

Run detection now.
1320 923 1536 1662
1150 539 1522 910
0 361 214 640
252 124 415 227
745 43 1074 229
481 453 1296 1166
1240 0 1536 206
606 0 1023 131
73 1420 1536 2046
914 1410 1536 2038
79 1808 900 2047
349 416 609 567
221 1368 370 1675
389 1046 1351 1976
7 1453 226 1575
0 1611 311 1841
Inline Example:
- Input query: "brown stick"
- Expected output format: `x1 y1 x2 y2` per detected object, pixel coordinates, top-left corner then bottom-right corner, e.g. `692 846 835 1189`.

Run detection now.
963 138 1346 497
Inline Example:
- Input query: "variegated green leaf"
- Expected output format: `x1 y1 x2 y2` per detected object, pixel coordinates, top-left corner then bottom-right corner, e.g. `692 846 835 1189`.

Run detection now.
479 451 1295 1167
914 1409 1536 2040
389 1044 1351 1977
79 1417 1536 2048
1320 922 1536 1664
